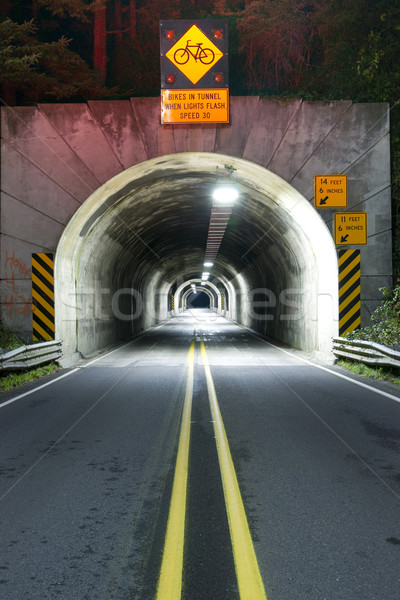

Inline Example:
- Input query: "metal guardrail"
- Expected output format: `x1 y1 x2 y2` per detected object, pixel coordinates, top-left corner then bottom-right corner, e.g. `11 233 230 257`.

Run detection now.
332 337 400 369
0 340 62 371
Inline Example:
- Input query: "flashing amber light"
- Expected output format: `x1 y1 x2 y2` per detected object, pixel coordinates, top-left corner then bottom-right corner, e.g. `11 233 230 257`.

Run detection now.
165 30 175 40
213 29 223 39
214 73 223 83
166 73 176 84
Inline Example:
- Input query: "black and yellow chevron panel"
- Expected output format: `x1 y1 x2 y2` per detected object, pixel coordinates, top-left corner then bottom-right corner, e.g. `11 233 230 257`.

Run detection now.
338 249 361 336
32 253 55 341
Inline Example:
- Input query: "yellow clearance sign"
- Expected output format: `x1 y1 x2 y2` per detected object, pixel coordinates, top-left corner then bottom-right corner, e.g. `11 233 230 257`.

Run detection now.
314 175 347 208
335 212 368 245
161 88 229 124
166 25 223 84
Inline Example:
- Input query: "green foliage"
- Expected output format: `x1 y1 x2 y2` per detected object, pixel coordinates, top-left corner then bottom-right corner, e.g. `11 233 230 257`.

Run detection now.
38 0 91 21
2 0 398 104
308 0 371 97
236 0 313 93
0 17 107 102
0 321 25 351
109 0 176 95
0 0 399 274
355 10 400 102
0 322 59 393
0 363 59 393
345 286 400 348
337 360 400 386
0 19 43 83
38 35 108 99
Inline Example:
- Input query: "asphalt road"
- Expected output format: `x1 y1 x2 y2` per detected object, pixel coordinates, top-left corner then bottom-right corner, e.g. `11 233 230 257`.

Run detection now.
1 310 400 600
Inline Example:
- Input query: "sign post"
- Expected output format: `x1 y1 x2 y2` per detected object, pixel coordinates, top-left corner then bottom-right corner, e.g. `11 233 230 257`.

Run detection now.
160 20 229 125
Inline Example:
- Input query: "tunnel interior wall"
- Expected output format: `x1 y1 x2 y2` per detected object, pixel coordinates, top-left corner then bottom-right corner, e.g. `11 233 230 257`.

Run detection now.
0 98 392 360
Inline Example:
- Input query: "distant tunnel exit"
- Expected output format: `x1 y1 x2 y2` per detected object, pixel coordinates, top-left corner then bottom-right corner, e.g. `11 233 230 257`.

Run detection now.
187 292 210 309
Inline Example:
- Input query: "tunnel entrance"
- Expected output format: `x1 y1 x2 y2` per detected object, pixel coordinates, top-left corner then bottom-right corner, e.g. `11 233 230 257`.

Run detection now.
55 152 338 365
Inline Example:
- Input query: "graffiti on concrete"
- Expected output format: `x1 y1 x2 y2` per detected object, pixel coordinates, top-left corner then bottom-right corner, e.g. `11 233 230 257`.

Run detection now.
3 250 34 320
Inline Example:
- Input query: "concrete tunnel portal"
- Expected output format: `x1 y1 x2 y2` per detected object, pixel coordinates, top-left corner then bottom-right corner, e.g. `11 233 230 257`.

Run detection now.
55 152 338 365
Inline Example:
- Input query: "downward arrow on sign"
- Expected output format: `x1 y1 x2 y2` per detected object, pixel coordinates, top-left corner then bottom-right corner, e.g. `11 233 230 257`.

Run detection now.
319 196 329 205
341 234 349 243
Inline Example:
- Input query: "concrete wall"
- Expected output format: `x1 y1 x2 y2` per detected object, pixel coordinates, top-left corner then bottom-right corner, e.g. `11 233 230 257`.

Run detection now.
0 98 391 348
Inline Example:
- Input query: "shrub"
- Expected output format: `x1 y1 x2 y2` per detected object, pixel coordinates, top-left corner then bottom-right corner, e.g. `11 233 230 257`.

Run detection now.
345 285 400 348
0 321 25 352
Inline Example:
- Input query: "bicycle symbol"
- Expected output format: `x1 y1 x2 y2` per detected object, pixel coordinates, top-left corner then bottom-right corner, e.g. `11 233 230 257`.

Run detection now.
173 40 215 65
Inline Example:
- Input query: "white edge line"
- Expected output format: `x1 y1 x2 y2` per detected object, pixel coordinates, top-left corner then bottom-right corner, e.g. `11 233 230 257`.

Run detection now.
0 339 136 409
259 336 400 405
0 368 80 408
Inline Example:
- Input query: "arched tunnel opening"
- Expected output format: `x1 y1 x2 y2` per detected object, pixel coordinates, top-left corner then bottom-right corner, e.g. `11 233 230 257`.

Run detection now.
55 153 338 365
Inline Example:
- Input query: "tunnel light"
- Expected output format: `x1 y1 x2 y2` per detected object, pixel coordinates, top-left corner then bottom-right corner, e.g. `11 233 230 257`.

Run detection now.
201 281 206 285
212 186 238 206
204 261 213 267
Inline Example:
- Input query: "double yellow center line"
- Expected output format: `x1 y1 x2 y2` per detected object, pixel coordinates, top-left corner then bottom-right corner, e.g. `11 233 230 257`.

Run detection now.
156 332 268 600
155 340 194 600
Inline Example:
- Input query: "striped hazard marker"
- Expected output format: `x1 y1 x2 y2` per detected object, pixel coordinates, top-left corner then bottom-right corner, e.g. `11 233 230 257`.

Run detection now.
338 249 361 336
32 253 55 341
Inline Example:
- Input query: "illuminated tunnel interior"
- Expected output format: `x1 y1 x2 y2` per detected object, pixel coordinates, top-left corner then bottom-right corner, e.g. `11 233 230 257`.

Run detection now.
55 152 338 365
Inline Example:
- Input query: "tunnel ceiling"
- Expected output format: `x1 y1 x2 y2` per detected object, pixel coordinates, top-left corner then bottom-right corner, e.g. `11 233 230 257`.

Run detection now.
78 154 317 288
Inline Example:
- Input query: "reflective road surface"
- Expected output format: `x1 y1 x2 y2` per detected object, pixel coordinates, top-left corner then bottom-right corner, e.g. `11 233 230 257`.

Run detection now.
1 310 400 600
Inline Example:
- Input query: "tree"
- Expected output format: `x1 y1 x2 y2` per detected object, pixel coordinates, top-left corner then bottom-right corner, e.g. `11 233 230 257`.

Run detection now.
345 285 400 347
93 0 107 84
0 16 106 104
107 0 184 95
37 0 91 20
355 8 400 102
237 0 314 93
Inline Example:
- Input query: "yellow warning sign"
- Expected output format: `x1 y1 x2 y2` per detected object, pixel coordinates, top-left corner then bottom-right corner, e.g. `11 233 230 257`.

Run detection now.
161 88 229 124
166 25 223 84
335 213 367 245
314 175 347 208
